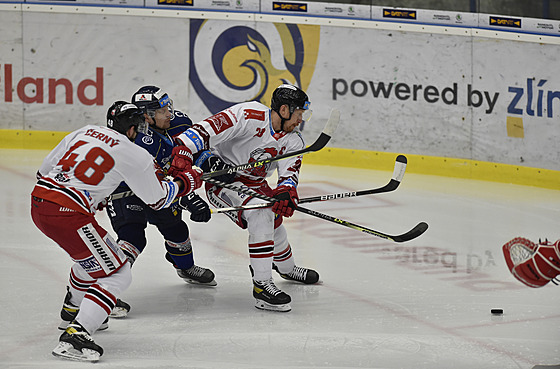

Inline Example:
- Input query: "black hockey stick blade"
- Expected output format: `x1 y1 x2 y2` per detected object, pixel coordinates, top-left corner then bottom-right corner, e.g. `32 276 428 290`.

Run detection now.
354 154 406 195
297 205 428 243
390 221 429 243
299 154 407 204
201 108 340 180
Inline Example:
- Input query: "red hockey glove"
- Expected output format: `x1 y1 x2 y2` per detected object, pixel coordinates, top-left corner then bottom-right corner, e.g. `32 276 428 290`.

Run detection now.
175 166 203 197
502 237 560 288
169 146 194 177
271 185 299 218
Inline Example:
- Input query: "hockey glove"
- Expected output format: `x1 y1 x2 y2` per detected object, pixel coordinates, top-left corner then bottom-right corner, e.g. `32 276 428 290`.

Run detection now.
271 185 299 218
169 146 194 177
175 166 203 197
198 152 236 184
179 192 211 222
503 237 560 288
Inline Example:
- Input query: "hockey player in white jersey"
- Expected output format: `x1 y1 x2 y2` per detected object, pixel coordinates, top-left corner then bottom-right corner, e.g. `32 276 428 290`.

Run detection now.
31 101 203 362
172 84 320 312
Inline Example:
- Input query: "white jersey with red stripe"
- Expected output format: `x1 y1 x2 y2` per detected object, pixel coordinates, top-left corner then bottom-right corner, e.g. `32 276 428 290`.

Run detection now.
32 125 179 214
176 101 304 188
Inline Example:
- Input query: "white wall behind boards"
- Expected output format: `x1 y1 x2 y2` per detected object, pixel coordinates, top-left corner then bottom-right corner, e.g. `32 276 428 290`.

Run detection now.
1 5 559 170
0 9 191 130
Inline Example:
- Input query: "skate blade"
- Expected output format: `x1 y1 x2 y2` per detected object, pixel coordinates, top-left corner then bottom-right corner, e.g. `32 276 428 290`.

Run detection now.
183 278 218 287
109 307 129 318
254 299 291 312
52 342 101 362
58 320 109 331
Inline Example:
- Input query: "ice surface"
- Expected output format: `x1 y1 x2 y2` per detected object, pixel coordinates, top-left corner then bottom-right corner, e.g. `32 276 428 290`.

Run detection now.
1 149 558 368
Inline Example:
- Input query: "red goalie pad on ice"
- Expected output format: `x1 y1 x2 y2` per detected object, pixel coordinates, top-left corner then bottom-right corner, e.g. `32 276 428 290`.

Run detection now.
502 237 560 288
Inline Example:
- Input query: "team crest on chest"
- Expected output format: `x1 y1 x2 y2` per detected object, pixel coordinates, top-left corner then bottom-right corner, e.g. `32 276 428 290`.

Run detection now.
246 147 277 177
142 136 154 145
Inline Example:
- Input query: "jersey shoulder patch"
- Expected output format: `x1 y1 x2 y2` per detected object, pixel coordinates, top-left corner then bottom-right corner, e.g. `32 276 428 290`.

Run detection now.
244 109 266 121
204 111 234 134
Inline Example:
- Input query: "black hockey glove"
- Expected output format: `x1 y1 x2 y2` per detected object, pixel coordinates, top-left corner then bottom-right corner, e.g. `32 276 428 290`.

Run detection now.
200 153 236 184
179 192 211 223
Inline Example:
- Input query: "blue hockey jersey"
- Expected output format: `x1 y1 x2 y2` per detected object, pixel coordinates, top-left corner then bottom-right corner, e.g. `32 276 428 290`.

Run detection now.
134 109 193 174
113 110 193 193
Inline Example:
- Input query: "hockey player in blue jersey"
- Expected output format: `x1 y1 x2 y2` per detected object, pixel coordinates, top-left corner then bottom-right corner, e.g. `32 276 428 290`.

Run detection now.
57 86 234 324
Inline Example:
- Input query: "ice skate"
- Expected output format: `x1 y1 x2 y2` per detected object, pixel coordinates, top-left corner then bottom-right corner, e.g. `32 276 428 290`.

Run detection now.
253 278 291 312
176 265 217 286
165 253 217 286
52 321 103 362
109 298 131 318
273 264 320 284
58 287 108 331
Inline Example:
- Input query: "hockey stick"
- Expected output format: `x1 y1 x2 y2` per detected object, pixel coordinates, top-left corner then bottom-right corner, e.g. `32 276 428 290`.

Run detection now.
200 108 340 180
211 154 407 214
205 177 428 243
107 109 339 202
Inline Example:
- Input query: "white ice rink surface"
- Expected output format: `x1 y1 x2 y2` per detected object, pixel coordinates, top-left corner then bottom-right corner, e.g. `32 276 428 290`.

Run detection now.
1 148 559 369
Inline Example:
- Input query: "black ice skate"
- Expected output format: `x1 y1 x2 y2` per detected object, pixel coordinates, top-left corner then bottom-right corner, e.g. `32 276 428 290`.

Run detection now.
165 253 217 286
273 264 320 284
253 279 292 312
52 321 103 362
58 287 108 331
109 298 131 318
176 265 217 286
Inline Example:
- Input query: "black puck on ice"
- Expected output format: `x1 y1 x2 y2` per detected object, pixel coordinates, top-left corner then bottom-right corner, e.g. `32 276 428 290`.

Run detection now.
491 309 503 315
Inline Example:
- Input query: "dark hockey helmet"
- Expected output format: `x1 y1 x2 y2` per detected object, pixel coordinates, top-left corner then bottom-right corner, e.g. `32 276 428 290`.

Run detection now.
131 85 174 119
270 84 310 114
106 101 147 137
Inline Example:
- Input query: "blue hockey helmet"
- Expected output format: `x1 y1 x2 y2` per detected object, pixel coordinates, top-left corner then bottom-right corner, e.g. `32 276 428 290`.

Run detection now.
131 85 174 118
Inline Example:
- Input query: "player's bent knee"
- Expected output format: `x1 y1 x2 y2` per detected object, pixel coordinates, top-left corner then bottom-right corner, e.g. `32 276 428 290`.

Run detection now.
245 207 275 233
97 262 133 297
118 223 147 252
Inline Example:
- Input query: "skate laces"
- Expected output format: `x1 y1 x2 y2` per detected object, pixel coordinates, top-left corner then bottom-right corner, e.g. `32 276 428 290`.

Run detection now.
185 265 205 277
260 279 282 296
67 324 93 341
287 266 307 281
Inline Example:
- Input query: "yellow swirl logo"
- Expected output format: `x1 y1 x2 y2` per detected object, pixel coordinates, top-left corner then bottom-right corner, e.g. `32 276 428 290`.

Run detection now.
189 19 320 114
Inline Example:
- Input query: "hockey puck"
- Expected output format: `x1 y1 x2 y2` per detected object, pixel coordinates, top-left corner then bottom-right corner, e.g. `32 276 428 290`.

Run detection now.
491 309 503 315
